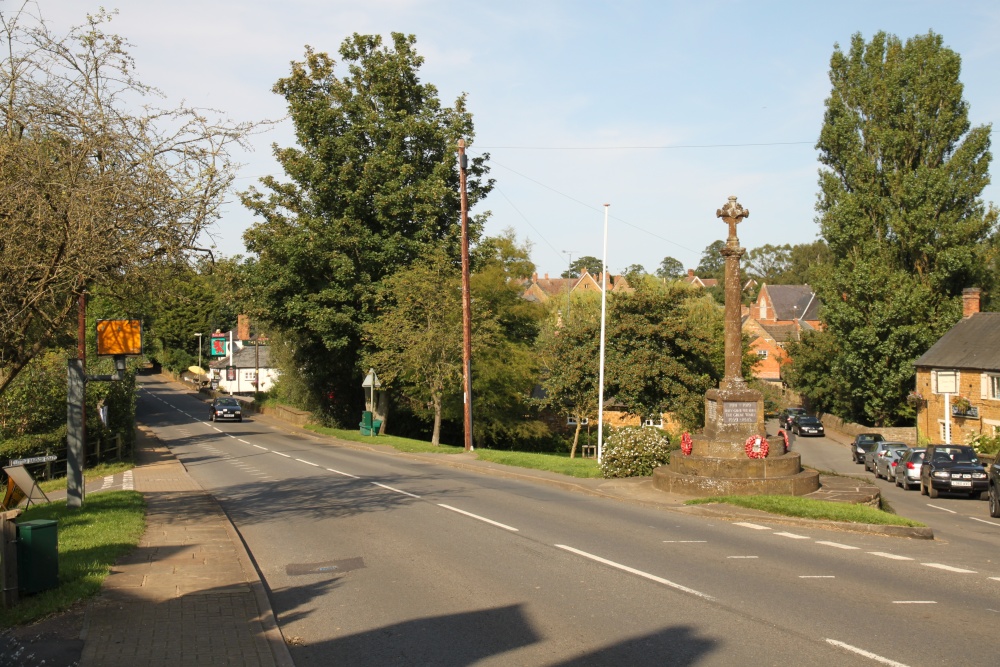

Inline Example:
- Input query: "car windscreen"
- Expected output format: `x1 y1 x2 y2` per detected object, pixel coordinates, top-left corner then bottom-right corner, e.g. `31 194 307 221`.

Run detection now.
217 398 240 406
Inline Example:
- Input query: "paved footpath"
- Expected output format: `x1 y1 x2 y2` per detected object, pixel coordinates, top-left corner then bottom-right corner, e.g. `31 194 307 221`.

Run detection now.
79 427 293 667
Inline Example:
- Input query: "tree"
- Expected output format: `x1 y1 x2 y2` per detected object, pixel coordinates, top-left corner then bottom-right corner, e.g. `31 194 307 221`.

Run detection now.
695 240 726 280
561 255 603 279
655 256 685 280
810 31 996 425
745 244 792 283
0 7 254 394
622 264 646 281
241 34 491 423
783 241 831 286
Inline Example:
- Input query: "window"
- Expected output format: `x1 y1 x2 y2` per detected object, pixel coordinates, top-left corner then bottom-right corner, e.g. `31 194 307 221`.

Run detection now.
567 416 588 426
643 418 663 428
989 374 1000 400
756 349 768 359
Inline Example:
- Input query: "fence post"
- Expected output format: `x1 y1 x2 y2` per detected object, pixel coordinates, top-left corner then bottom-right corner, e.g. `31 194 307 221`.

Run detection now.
44 449 52 481
1 509 21 609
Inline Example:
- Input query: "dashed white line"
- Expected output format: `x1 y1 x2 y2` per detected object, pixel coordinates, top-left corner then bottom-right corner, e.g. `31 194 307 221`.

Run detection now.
734 522 770 530
122 470 133 491
663 540 707 543
816 541 859 550
927 504 957 514
253 444 268 450
555 545 715 601
991 577 1000 582
372 482 420 498
327 468 359 479
296 458 320 467
240 440 253 444
727 556 758 559
969 517 1000 527
868 552 913 561
893 600 936 604
274 451 291 458
922 563 977 574
774 532 809 539
800 575 835 579
212 427 222 433
825 639 911 666
438 504 518 532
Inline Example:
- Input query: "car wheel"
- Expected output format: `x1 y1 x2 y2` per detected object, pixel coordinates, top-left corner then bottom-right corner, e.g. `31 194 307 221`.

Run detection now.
990 485 1000 518
970 491 982 500
895 475 902 488
237 417 243 422
929 485 939 499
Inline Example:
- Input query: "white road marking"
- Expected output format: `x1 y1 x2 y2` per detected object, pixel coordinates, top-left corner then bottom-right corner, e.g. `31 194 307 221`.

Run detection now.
990 577 1000 582
734 522 770 530
774 532 810 539
816 541 859 550
122 470 133 491
327 468 360 479
663 540 707 543
274 451 291 458
727 556 759 559
799 575 835 579
868 552 913 561
893 601 936 604
241 440 253 444
927 504 957 514
253 444 268 450
372 482 421 498
438 504 518 532
922 563 977 573
296 459 320 467
969 517 1000 527
825 639 911 667
212 427 222 433
556 544 714 601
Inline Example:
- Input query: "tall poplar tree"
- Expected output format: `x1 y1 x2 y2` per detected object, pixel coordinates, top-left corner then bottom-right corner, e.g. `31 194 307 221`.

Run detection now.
241 34 492 421
812 31 996 425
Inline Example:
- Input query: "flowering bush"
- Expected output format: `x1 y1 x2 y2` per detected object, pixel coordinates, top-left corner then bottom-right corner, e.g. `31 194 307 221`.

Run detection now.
600 427 671 478
968 432 1000 455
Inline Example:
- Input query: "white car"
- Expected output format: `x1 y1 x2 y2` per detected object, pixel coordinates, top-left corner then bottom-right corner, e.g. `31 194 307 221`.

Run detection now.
893 448 926 490
874 443 909 480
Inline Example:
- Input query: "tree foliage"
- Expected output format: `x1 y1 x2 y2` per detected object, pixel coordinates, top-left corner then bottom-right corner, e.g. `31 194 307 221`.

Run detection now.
656 256 685 280
807 30 996 425
241 33 491 423
695 240 727 280
561 255 603 279
0 7 254 394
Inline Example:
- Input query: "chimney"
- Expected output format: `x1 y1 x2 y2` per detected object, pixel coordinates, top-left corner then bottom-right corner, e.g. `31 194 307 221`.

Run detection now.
963 287 982 318
544 273 549 280
237 314 250 341
532 272 538 282
688 269 695 278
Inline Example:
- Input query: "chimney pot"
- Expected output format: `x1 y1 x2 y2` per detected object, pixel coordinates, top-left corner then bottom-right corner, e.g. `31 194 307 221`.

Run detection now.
963 287 982 318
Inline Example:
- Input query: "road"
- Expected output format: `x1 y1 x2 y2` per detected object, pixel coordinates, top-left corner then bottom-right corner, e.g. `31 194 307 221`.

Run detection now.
138 377 1000 666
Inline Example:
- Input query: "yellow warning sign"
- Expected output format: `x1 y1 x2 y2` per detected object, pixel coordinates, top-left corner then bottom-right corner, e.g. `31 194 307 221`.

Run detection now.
96 319 142 356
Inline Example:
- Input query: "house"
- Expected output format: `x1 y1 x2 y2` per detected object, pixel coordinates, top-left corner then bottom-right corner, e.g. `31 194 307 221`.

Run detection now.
913 288 1000 445
521 269 632 303
682 269 718 288
742 284 822 385
208 334 280 395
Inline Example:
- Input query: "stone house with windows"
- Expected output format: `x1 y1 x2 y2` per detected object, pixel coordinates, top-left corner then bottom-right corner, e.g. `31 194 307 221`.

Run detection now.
742 284 822 385
913 288 1000 445
520 269 632 304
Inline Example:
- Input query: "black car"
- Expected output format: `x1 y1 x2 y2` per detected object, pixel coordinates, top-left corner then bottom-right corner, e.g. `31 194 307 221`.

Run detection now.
920 444 987 499
989 453 1000 517
779 407 808 430
851 433 885 464
792 415 825 437
210 396 243 422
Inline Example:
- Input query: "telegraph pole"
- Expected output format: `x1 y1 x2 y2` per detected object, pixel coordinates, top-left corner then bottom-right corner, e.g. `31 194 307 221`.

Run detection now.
458 139 474 451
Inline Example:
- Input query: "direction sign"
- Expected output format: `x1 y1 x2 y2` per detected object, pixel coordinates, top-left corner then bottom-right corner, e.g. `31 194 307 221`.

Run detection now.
9 455 57 466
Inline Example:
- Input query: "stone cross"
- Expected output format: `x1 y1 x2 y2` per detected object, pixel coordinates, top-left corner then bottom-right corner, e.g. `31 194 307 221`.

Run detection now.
716 195 749 242
716 196 748 383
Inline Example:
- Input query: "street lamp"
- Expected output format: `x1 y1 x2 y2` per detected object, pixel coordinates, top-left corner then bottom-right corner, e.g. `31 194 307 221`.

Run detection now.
194 332 203 371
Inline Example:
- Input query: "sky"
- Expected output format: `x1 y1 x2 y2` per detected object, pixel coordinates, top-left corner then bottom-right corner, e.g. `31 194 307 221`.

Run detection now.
26 0 1000 277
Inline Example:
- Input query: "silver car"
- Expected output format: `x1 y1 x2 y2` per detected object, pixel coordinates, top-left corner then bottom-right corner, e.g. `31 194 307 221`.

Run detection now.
874 443 909 480
864 441 907 475
894 448 926 490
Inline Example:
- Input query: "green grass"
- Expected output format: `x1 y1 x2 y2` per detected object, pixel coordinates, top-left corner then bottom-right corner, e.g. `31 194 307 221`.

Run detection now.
0 491 146 627
686 494 926 527
474 449 602 478
37 461 135 494
304 425 467 453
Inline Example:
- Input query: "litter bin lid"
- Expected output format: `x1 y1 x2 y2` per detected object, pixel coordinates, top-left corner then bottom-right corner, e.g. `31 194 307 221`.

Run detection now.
18 519 57 528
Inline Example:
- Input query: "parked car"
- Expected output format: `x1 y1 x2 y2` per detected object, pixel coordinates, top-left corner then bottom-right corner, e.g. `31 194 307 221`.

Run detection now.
210 396 243 422
851 433 886 464
780 407 808 431
894 448 926 490
872 442 909 479
920 444 987 499
989 454 1000 517
792 415 825 437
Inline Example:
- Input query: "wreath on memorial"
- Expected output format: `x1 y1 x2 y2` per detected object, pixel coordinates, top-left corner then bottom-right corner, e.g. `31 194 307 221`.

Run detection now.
777 429 789 453
745 434 769 459
680 432 693 456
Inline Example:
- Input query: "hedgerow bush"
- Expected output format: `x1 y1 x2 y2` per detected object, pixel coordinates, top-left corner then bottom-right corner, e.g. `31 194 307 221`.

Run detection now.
600 426 672 478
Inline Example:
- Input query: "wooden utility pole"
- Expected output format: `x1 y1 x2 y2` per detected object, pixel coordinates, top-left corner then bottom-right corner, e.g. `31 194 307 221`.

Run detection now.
458 139 474 451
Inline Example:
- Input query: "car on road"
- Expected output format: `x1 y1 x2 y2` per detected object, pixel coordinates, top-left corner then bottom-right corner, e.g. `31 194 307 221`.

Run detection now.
920 444 987 499
894 447 926 490
851 433 885 464
792 415 825 437
872 442 909 479
780 407 808 431
210 396 243 422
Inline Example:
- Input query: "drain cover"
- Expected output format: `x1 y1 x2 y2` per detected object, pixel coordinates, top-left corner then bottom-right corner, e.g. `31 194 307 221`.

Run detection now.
286 557 365 576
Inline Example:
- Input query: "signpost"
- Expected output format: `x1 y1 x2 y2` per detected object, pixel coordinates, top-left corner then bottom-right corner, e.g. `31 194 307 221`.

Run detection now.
362 369 381 438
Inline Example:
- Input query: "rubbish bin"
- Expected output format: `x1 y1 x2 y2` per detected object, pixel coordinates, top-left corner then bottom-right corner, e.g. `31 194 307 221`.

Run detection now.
17 519 58 595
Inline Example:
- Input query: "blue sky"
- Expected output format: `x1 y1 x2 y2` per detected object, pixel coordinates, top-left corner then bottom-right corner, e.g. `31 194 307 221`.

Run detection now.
34 0 1000 276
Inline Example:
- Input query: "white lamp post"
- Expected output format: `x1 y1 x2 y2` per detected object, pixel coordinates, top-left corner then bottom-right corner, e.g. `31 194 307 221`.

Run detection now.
194 332 203 370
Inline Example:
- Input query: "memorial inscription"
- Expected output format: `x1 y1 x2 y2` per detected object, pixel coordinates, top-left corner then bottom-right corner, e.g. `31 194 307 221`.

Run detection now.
723 401 757 424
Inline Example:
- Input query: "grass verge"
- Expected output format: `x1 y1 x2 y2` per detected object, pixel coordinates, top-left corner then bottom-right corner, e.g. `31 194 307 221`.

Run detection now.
305 425 467 453
0 491 146 627
37 462 135 494
686 494 926 527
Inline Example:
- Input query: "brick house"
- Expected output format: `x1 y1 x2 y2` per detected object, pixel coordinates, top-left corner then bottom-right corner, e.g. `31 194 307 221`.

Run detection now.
521 269 632 303
742 284 822 385
912 288 1000 445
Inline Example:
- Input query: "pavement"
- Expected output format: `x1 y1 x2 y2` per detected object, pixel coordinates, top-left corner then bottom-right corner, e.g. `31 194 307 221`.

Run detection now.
14 378 928 667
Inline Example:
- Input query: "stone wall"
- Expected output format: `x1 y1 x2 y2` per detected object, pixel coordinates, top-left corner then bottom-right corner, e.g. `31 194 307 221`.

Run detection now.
818 413 916 445
258 403 312 427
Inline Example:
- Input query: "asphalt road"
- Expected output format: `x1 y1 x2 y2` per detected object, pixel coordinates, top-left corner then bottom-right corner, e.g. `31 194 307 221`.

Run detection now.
138 377 1000 666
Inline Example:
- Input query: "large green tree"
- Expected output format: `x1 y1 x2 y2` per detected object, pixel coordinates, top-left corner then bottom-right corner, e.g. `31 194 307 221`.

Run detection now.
809 31 996 425
241 34 491 422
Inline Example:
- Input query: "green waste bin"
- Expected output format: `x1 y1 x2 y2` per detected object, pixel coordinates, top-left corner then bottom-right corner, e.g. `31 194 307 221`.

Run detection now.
17 519 58 595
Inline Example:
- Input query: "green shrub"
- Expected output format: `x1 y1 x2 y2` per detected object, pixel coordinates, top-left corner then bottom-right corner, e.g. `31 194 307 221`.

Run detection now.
600 426 671 478
968 431 1000 456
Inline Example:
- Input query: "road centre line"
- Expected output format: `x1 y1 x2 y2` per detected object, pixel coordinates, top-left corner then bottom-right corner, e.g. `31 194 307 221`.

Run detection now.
927 504 957 514
241 439 253 444
990 577 1000 582
438 504 519 532
969 517 1000 527
252 444 267 450
799 575 835 578
816 541 859 550
555 545 715 601
774 532 809 539
273 452 291 458
922 563 977 574
734 522 770 530
372 482 421 498
212 427 223 432
663 540 707 543
727 556 758 559
868 552 913 561
893 600 936 604
296 458 320 467
825 639 911 667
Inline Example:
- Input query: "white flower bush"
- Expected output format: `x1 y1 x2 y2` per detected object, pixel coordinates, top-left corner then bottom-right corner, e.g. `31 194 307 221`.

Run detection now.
600 426 672 478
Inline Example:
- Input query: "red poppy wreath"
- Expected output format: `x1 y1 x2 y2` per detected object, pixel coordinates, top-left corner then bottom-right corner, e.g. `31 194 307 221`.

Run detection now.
744 434 768 459
680 432 693 456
